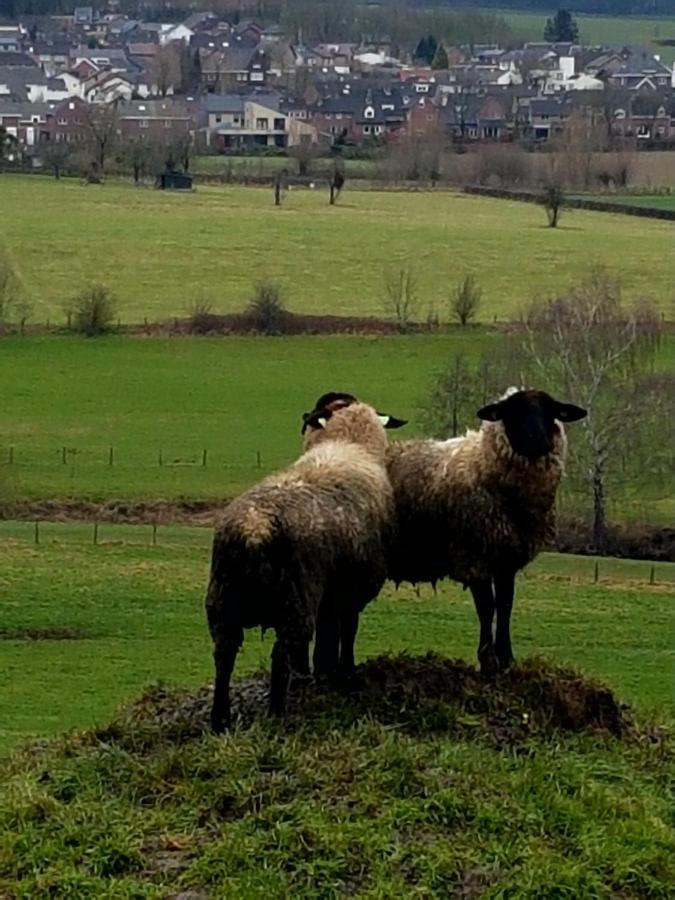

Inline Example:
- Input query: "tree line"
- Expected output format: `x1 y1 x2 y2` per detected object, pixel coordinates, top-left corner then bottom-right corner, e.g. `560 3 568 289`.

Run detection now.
406 1 675 16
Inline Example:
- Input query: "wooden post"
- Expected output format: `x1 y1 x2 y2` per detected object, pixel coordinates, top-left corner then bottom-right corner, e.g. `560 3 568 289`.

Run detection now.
152 522 157 547
109 446 114 466
202 448 207 467
650 565 655 585
62 446 67 464
34 521 40 546
93 522 99 545
158 449 163 467
256 450 262 468
594 560 599 583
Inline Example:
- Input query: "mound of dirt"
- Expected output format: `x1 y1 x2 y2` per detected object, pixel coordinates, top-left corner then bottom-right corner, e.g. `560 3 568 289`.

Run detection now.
98 654 632 752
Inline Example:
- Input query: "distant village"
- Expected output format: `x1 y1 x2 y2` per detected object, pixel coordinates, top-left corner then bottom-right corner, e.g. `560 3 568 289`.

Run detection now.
0 4 674 165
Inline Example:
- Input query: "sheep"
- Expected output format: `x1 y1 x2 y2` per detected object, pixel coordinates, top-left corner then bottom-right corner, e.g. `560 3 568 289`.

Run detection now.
307 388 586 678
385 388 587 676
205 392 406 732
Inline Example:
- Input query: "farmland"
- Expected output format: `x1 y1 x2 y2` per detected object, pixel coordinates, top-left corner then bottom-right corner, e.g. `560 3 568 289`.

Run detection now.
1 334 673 525
1 176 674 323
500 9 675 63
1 524 674 896
0 522 671 753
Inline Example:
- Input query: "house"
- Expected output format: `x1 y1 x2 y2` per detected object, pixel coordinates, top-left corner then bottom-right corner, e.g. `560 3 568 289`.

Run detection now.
199 92 314 150
200 46 271 90
116 99 193 140
611 91 673 141
158 24 194 46
607 51 672 91
527 96 573 140
0 28 24 54
0 101 51 148
30 38 76 77
84 70 134 103
73 7 95 31
0 67 70 103
438 93 511 141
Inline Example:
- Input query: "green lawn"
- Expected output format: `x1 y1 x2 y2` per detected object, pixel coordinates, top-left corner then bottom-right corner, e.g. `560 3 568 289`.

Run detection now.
500 9 675 62
1 334 673 525
1 176 673 323
0 522 673 754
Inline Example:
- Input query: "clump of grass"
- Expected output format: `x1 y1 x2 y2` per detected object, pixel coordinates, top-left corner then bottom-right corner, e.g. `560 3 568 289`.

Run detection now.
1 654 672 897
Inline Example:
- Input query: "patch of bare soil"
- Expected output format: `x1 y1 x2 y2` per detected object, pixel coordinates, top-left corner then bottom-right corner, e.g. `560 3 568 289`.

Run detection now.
98 654 633 753
0 626 89 641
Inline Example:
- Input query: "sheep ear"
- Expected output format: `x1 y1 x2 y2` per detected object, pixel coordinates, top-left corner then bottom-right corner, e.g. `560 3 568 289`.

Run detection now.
554 402 587 423
476 401 503 422
303 409 332 432
378 414 407 429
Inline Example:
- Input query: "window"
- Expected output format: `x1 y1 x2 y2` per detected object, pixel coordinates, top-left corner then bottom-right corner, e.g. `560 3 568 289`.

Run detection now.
140 119 148 128
273 118 285 131
164 120 171 128
363 125 371 134
250 71 263 82
58 117 67 125
335 113 342 120
215 114 222 123
364 105 375 119
256 117 268 130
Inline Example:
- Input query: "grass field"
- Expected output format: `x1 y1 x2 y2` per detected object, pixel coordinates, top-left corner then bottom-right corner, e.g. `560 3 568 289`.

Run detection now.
1 520 673 753
500 9 675 62
1 176 673 323
1 334 673 525
576 193 675 212
1 525 673 896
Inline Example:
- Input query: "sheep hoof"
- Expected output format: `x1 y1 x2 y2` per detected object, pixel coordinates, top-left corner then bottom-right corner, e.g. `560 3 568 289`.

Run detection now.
497 653 515 672
478 649 499 679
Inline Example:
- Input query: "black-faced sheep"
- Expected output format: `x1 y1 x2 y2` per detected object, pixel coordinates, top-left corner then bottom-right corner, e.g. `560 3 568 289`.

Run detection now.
307 388 586 678
386 388 586 675
205 393 405 732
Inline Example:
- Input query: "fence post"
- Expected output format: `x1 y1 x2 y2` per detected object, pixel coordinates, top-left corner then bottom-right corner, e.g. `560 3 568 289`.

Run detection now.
152 522 157 546
594 560 599 583
202 449 207 467
158 449 163 467
649 565 655 585
93 522 99 546
256 450 262 468
62 446 67 465
109 446 114 466
34 521 40 546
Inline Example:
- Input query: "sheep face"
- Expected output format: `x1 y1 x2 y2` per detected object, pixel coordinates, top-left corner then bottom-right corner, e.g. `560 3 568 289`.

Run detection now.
302 394 406 460
477 389 586 461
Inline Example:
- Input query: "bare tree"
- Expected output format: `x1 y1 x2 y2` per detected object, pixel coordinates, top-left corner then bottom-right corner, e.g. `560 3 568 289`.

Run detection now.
450 274 482 326
541 182 565 227
288 140 319 177
151 43 181 97
422 353 474 437
383 265 418 332
273 167 288 206
521 270 666 551
40 140 71 180
165 134 192 173
120 136 158 184
82 102 119 178
329 159 345 205
554 110 606 190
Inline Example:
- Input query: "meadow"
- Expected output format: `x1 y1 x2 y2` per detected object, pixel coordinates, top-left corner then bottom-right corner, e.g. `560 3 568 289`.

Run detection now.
500 8 675 62
1 176 673 323
1 334 673 525
1 519 673 752
1 523 673 897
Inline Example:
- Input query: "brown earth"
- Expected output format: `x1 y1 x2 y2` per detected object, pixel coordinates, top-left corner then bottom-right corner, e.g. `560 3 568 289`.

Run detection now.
96 653 633 753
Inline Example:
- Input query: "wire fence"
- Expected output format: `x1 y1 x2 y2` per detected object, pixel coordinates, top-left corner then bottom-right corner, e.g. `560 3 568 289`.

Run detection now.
0 444 275 471
1 521 673 586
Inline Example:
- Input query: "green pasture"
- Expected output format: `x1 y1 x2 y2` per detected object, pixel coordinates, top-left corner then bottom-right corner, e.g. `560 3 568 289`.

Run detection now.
1 334 673 525
500 9 675 62
0 520 673 754
576 193 675 212
1 176 673 323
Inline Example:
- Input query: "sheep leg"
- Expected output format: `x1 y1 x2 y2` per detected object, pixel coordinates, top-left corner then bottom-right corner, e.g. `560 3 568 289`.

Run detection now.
313 601 340 679
494 571 515 671
470 578 499 678
338 607 359 678
211 629 243 734
269 638 292 717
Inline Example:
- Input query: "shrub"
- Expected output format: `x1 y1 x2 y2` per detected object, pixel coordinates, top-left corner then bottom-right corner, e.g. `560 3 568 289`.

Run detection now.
66 284 118 336
382 265 418 332
450 274 482 326
244 281 288 334
187 299 221 334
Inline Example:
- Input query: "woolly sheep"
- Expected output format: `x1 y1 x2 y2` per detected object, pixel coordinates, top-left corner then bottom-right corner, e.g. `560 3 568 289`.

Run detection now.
205 392 405 732
386 388 587 675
